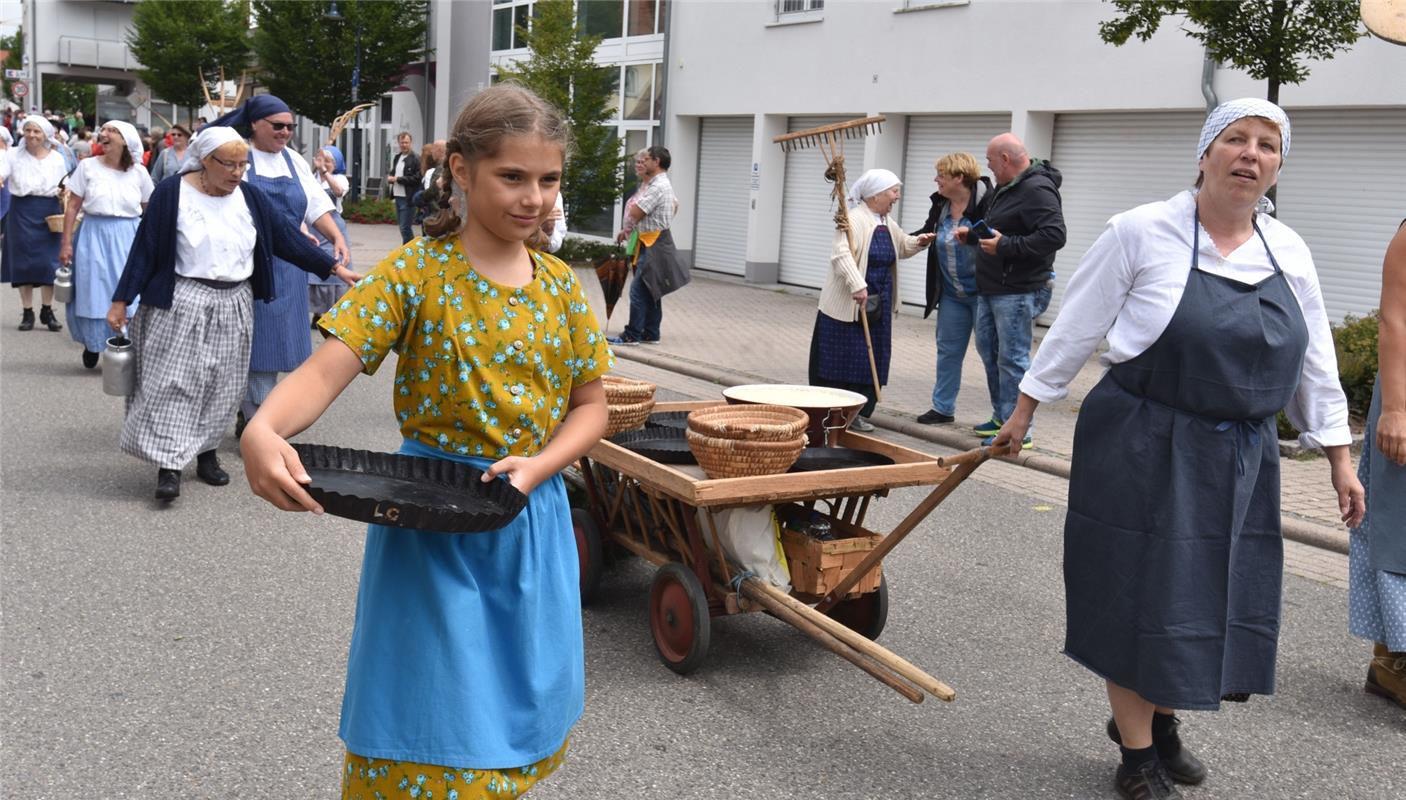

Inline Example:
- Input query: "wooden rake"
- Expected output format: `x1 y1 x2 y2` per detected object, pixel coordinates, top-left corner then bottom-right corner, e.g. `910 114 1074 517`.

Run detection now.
326 103 377 146
774 115 888 402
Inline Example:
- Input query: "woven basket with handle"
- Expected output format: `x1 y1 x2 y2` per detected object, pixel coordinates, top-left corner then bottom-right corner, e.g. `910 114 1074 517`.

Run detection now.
686 404 809 442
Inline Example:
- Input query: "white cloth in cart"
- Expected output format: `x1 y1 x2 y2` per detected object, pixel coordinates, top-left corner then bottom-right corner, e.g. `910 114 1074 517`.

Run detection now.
698 505 792 593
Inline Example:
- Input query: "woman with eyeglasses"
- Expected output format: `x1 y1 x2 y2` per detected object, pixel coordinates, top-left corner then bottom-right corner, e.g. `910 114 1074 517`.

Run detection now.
58 121 154 368
149 124 193 184
107 127 356 502
204 95 352 434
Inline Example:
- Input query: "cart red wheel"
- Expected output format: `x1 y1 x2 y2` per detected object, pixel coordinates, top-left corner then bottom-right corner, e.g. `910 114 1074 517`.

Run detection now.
571 508 603 605
648 562 711 674
824 573 888 641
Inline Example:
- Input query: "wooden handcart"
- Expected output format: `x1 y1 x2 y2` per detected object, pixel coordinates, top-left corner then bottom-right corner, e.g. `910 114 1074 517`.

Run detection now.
571 401 996 704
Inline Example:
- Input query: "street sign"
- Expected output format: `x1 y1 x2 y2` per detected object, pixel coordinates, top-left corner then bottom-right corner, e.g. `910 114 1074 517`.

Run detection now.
11 80 29 100
4 68 28 80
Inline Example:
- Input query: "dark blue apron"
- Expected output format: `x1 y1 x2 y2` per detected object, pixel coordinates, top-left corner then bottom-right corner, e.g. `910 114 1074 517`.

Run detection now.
1063 208 1309 710
245 149 311 372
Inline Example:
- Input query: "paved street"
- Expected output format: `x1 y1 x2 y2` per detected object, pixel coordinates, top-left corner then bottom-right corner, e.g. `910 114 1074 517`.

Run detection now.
2 224 1400 798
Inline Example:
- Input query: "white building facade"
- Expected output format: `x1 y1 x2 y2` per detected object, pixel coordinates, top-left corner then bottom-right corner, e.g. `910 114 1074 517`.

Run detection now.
663 0 1406 322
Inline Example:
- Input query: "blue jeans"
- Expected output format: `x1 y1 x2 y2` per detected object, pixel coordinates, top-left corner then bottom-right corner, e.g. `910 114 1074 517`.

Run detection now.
622 245 662 341
931 290 977 416
393 196 415 244
975 286 1049 424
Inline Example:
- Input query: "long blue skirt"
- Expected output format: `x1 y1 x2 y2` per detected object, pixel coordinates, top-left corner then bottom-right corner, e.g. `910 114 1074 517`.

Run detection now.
66 215 140 352
1349 378 1406 651
1 195 61 286
812 261 894 386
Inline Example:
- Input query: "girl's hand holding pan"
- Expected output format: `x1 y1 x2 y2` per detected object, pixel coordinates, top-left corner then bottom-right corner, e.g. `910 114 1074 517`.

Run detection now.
240 421 324 513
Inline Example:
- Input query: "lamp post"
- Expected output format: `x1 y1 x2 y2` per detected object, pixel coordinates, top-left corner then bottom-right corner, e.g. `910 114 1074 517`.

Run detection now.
324 1 364 201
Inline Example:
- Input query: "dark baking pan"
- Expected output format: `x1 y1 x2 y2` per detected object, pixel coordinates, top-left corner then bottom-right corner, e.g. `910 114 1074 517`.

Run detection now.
643 410 690 431
292 443 527 533
787 447 895 473
609 428 696 465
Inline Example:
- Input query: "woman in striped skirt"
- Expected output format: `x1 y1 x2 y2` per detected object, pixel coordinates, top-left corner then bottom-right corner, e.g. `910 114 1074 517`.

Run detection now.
0 115 69 332
59 121 154 368
107 127 353 502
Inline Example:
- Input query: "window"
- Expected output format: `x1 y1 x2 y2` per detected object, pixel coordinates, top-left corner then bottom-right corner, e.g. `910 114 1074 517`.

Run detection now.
627 0 660 36
492 0 532 50
622 64 653 120
778 0 823 13
578 0 624 39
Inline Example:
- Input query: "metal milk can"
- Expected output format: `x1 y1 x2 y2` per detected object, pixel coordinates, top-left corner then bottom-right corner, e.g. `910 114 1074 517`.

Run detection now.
102 336 136 396
53 265 73 304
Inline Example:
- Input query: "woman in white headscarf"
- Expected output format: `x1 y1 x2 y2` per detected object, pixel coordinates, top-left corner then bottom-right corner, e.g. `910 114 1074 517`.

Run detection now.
991 99 1365 799
807 168 933 430
59 120 154 368
0 115 69 331
106 127 353 503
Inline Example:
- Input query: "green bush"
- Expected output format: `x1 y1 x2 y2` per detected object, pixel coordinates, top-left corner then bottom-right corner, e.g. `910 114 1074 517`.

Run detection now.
1333 311 1380 420
343 198 397 225
555 237 620 265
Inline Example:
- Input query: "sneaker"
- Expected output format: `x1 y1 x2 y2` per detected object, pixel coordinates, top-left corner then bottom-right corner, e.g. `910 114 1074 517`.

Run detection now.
640 338 661 345
972 416 1003 436
849 416 875 433
1115 760 1182 800
916 409 954 425
607 335 641 346
983 434 1032 450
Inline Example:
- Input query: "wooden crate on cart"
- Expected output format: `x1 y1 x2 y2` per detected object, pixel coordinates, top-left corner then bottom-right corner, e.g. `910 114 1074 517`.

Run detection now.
776 506 882 597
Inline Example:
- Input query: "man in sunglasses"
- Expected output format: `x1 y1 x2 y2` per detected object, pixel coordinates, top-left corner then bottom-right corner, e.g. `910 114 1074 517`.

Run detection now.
205 94 355 434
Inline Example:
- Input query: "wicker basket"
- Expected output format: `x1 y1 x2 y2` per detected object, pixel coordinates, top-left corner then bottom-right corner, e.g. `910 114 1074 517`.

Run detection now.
602 375 656 405
605 398 656 438
685 429 805 479
779 526 883 597
686 404 809 442
45 214 65 233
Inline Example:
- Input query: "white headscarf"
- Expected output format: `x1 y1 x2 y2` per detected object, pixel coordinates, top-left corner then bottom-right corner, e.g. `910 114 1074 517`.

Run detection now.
102 120 145 165
847 168 902 208
178 126 245 175
1196 98 1291 160
19 114 58 150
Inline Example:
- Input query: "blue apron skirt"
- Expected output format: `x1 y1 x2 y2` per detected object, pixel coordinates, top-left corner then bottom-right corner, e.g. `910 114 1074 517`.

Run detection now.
66 214 140 352
243 150 312 414
1 194 62 286
308 206 350 318
808 226 896 418
1349 377 1406 651
1062 211 1309 710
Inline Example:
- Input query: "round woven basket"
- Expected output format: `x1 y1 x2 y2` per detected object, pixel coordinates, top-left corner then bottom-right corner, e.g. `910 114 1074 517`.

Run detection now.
686 429 806 479
687 404 809 442
45 214 65 233
606 398 656 438
602 375 656 405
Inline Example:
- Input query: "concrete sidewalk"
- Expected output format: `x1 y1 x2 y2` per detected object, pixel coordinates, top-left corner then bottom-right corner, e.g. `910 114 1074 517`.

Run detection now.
344 223 1352 553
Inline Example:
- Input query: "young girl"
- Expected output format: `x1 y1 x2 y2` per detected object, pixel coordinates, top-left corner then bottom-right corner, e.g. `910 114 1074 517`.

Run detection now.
241 84 611 799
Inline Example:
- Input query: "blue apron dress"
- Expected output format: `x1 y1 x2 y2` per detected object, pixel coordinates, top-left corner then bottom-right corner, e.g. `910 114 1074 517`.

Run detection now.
1063 210 1308 710
1 194 62 286
307 191 350 318
808 226 896 417
66 215 141 352
245 149 312 374
1349 377 1406 651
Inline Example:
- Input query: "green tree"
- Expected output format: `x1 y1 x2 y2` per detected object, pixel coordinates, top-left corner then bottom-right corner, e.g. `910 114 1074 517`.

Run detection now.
498 0 624 230
44 80 97 123
1099 1 1364 104
127 0 252 111
251 0 429 127
2 29 23 103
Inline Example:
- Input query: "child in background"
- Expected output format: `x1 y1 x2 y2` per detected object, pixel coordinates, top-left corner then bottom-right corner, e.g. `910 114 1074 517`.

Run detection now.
240 84 612 799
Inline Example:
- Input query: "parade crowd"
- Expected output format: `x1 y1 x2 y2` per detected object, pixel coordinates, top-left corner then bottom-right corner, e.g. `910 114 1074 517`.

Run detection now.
1 86 1401 800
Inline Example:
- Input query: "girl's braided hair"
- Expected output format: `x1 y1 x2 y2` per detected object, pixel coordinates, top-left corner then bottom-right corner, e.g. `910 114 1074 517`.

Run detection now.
423 82 573 247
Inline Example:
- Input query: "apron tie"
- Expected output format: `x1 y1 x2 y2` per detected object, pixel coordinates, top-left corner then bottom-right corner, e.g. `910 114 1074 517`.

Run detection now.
1214 419 1261 476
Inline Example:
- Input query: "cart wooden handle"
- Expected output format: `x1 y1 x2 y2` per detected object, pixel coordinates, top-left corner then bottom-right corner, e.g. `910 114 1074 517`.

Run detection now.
739 578 924 704
935 446 1003 467
747 578 954 701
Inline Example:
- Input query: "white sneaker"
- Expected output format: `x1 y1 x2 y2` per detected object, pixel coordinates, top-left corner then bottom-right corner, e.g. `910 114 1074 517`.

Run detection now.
850 416 875 433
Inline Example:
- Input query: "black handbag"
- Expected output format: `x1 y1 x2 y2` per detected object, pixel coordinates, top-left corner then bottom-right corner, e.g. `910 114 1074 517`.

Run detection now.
863 293 882 326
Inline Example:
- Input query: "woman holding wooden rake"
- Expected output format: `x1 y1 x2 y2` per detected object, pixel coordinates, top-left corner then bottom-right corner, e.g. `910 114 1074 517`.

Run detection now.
807 168 933 431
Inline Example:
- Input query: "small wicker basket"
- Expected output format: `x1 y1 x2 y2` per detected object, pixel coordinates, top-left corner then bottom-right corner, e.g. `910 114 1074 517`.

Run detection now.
602 375 656 405
686 429 806 479
45 214 65 233
605 398 656 438
686 404 809 442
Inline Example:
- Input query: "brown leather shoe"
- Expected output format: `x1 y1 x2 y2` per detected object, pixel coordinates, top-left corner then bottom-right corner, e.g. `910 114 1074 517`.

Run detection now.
1365 642 1406 709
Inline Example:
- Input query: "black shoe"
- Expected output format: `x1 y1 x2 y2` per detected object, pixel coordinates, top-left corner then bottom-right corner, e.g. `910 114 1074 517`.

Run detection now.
82 349 100 369
916 409 954 425
1107 717 1206 785
18 308 34 331
155 468 182 501
196 451 230 486
39 305 62 332
235 411 247 439
1116 760 1182 800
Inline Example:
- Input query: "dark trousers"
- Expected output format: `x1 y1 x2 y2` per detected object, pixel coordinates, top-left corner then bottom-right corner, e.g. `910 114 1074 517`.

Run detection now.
393 196 415 244
622 245 662 341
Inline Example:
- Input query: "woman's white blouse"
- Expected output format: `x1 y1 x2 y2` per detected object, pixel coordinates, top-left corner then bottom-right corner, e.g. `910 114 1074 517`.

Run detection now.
0 147 69 197
319 173 348 213
67 159 154 217
1022 190 1350 449
174 181 257 282
243 146 334 227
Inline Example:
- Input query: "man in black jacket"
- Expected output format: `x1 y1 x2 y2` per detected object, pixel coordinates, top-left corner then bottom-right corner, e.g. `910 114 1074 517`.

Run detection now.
388 131 421 243
965 132 1066 447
